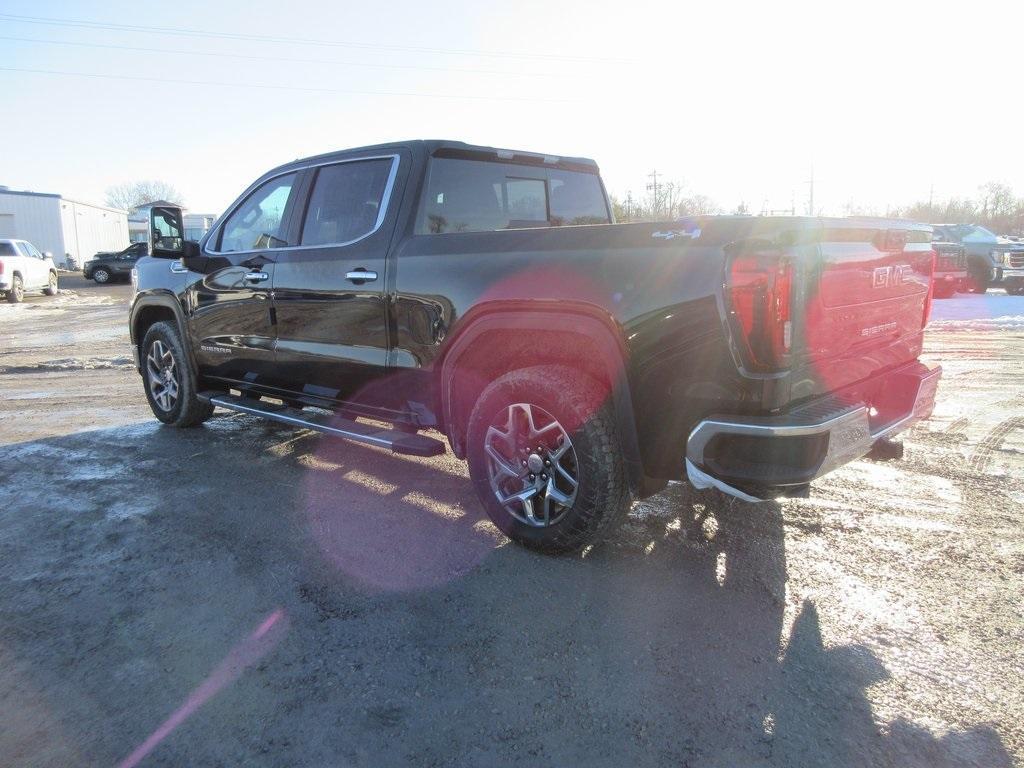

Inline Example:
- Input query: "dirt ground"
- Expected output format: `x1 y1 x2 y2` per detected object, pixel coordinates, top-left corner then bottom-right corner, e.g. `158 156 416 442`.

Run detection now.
1 275 1021 767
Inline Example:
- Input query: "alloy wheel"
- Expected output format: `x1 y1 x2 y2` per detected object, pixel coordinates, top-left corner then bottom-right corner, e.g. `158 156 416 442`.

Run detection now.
484 402 579 527
146 339 179 412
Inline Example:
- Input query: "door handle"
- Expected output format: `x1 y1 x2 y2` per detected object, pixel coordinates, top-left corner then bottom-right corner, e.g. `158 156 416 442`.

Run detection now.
243 271 270 283
345 269 378 283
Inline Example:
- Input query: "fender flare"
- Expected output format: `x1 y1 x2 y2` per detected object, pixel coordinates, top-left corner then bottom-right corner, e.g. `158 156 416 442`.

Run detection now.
129 291 195 373
438 302 645 493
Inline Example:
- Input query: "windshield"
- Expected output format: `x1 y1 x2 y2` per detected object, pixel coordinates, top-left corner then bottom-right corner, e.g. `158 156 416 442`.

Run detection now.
960 225 998 242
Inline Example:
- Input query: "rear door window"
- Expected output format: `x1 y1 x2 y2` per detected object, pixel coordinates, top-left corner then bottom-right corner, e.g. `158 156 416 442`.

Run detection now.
15 242 32 257
299 158 394 246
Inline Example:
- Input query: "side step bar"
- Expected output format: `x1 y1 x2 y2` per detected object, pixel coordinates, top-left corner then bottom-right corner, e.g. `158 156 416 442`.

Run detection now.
201 392 445 457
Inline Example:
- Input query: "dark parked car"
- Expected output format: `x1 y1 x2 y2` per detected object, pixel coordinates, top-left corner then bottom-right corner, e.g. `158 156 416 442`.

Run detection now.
129 140 941 552
929 224 1024 294
83 242 149 283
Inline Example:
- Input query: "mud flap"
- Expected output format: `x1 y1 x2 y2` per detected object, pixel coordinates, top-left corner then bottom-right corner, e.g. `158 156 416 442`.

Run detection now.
685 458 768 504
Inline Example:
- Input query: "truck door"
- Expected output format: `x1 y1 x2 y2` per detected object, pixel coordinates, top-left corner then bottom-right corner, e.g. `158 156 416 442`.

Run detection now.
15 242 45 287
269 152 405 416
186 173 301 386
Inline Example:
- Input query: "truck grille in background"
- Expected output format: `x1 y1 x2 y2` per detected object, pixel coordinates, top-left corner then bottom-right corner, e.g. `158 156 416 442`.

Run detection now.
1010 252 1024 269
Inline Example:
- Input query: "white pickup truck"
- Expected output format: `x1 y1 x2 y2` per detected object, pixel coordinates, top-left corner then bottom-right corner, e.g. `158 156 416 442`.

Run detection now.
0 239 59 303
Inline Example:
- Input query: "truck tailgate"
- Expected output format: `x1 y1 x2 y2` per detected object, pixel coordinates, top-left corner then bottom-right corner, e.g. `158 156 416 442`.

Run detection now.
798 225 934 397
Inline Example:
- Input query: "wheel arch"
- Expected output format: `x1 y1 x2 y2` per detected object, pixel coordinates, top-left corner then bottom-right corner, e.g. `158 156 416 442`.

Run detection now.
130 293 194 374
438 302 646 495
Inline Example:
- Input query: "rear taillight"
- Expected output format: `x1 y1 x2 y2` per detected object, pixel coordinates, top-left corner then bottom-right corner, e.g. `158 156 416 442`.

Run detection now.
0 261 4 275
922 248 936 326
727 253 793 371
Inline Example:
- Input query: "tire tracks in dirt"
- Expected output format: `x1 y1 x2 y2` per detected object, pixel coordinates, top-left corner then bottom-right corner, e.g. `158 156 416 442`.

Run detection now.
969 417 1024 473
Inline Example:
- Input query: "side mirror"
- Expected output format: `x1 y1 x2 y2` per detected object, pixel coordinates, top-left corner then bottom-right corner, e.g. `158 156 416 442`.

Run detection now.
43 251 53 259
181 240 207 273
151 206 185 259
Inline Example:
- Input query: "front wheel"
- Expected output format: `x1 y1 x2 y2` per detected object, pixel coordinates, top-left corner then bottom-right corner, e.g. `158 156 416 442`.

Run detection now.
6 275 24 303
93 267 111 284
466 366 631 553
141 321 214 427
43 272 59 296
933 282 956 299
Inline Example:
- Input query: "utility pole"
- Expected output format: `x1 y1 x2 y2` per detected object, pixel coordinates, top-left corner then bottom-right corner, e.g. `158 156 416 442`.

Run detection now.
806 164 815 216
647 170 661 219
625 191 633 221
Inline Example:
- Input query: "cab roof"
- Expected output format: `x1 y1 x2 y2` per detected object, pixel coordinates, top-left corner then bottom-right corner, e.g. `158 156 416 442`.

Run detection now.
269 139 600 177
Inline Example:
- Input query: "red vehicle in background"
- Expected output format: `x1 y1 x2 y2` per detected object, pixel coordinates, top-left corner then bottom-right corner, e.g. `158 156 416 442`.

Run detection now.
931 241 968 298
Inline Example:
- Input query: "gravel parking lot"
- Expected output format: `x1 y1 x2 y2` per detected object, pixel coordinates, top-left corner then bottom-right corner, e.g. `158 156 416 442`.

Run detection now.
1 277 1021 767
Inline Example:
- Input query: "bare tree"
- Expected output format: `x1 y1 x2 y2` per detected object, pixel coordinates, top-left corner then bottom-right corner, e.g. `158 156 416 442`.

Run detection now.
105 180 184 211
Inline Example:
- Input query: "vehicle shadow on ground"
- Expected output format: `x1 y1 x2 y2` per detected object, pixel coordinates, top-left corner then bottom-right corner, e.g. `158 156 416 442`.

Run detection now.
0 416 1011 767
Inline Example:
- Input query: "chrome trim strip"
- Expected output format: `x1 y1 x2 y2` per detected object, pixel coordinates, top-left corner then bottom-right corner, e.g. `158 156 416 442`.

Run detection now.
204 153 401 257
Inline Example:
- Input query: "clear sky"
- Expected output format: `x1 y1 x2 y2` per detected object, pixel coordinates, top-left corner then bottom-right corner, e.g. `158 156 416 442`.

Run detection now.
1 0 1021 217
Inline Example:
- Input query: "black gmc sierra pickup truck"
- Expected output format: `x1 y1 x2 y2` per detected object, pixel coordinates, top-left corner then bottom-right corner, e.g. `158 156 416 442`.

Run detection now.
130 139 941 552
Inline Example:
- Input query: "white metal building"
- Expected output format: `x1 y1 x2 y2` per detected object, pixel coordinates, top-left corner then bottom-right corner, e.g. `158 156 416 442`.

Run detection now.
0 188 129 269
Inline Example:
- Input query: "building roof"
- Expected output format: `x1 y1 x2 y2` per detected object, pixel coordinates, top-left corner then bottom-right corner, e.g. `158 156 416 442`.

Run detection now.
0 187 126 214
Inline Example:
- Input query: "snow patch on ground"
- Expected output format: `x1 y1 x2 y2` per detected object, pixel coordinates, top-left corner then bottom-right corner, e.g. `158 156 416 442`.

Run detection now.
0 356 134 374
929 290 1024 330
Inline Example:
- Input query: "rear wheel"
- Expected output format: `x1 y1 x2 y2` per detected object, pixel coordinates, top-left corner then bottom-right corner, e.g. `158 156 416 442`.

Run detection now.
43 271 59 296
466 366 631 553
93 267 111 284
6 275 24 303
141 321 214 427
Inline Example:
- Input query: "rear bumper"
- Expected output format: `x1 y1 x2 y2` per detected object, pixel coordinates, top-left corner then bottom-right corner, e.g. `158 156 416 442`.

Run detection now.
685 361 941 501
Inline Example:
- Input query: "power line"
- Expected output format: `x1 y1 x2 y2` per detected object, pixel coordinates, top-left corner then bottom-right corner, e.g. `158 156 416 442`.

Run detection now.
0 34 550 78
0 65 581 104
0 12 630 64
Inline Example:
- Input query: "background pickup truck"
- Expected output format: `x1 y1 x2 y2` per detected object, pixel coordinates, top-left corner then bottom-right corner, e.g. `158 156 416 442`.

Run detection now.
130 140 941 552
932 241 968 298
0 238 59 303
929 223 1024 294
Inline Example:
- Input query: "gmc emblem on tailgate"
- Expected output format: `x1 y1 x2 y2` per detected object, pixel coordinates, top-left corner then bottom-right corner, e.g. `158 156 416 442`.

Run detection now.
873 264 912 288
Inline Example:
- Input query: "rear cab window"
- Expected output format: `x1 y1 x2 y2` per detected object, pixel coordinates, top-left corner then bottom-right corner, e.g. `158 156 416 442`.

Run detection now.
0 242 16 257
417 156 610 234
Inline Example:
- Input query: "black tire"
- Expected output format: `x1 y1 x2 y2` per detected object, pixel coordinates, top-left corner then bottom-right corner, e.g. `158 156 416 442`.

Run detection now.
6 274 24 303
933 282 956 299
966 268 989 294
1006 285 1024 296
466 365 631 553
140 321 214 427
93 267 111 284
43 271 59 296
